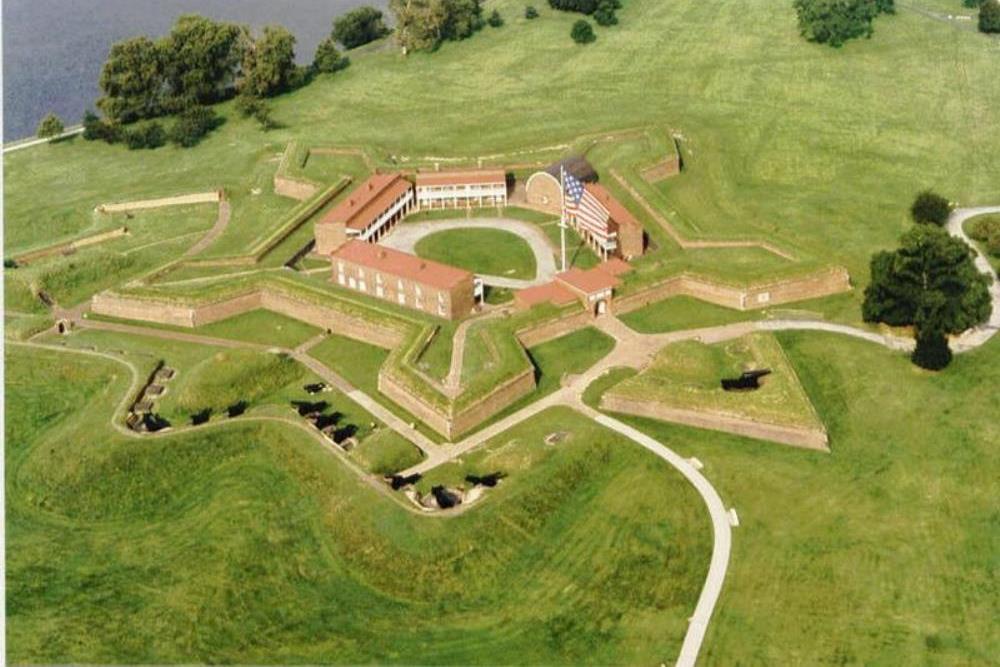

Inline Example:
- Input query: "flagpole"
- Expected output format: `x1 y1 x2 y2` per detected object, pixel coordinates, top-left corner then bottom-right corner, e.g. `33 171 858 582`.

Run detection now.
559 166 567 273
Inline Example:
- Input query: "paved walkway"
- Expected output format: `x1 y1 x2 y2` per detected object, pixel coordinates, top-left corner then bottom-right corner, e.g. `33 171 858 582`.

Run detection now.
3 126 83 153
947 206 1000 351
380 218 558 288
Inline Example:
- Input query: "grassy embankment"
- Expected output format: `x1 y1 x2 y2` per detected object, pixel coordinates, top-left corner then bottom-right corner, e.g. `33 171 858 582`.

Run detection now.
6 345 709 664
606 332 824 431
584 331 999 664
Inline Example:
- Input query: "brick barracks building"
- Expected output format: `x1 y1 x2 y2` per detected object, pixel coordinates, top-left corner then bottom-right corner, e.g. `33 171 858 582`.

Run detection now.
314 173 415 255
415 169 508 210
331 240 477 320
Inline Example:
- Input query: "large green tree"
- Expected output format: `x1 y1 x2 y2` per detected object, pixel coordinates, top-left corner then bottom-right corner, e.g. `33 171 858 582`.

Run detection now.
333 6 390 49
390 0 483 51
161 15 246 109
793 0 895 47
980 0 1000 33
862 225 992 366
240 25 298 98
97 36 166 123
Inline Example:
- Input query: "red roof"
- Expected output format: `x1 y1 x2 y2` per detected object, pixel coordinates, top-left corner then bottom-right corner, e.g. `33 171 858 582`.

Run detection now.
598 257 632 277
585 183 640 230
415 169 507 187
557 266 621 295
319 173 412 231
515 282 578 309
332 240 472 290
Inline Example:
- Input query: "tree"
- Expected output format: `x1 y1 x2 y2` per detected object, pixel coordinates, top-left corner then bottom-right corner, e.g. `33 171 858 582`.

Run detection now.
125 121 166 150
980 0 1000 33
36 113 65 140
862 225 992 367
390 0 484 51
161 15 246 109
549 0 600 13
235 93 277 130
594 1 619 26
313 36 350 73
571 19 596 43
168 105 221 147
910 190 952 226
793 0 895 47
240 25 297 98
911 329 952 370
488 9 505 26
97 36 166 123
525 5 540 19
332 6 390 49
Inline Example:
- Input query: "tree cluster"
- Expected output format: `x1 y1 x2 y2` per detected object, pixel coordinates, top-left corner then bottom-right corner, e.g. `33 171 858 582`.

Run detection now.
548 0 621 25
793 0 895 47
980 0 1000 33
91 14 306 148
389 0 486 52
333 6 390 48
862 224 991 370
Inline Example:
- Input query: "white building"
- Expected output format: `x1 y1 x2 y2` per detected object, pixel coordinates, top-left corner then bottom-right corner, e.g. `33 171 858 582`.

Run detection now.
415 169 508 210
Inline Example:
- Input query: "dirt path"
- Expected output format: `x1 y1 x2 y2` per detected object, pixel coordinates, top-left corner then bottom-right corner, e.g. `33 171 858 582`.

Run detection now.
183 199 231 257
947 206 1000 351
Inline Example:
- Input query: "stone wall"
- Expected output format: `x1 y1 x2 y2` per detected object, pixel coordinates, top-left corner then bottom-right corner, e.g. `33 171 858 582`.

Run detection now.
601 395 830 452
91 293 199 327
14 227 129 265
89 288 405 349
378 371 452 436
378 363 536 440
97 191 220 214
615 268 852 315
449 367 536 438
515 308 593 348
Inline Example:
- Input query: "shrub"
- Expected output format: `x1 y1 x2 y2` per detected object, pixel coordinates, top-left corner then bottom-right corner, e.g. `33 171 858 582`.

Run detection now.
125 121 166 150
980 0 1000 33
333 6 390 48
571 19 596 43
967 214 1000 257
36 113 65 140
793 0 895 47
82 109 121 143
594 1 619 26
313 36 351 73
910 190 952 226
488 9 505 27
912 330 952 370
168 105 220 147
525 5 540 18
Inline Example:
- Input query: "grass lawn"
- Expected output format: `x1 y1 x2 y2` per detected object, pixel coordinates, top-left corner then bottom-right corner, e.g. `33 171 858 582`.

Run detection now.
414 227 537 280
619 291 865 334
193 309 322 348
592 332 999 665
526 326 616 395
608 333 824 430
347 428 424 476
964 213 1000 272
6 346 711 665
6 203 217 307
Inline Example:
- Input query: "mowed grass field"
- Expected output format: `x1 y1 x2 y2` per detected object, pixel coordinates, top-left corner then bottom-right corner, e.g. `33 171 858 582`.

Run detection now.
586 332 1000 664
5 345 710 664
414 228 538 280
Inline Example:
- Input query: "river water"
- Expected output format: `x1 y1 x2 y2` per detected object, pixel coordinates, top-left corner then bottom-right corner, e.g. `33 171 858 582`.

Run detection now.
1 0 388 141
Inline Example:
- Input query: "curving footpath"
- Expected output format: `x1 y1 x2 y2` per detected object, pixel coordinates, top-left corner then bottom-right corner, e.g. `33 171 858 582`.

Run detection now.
948 206 1000 351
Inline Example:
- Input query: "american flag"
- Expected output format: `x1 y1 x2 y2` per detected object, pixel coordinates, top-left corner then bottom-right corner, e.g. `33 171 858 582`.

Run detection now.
563 170 612 240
